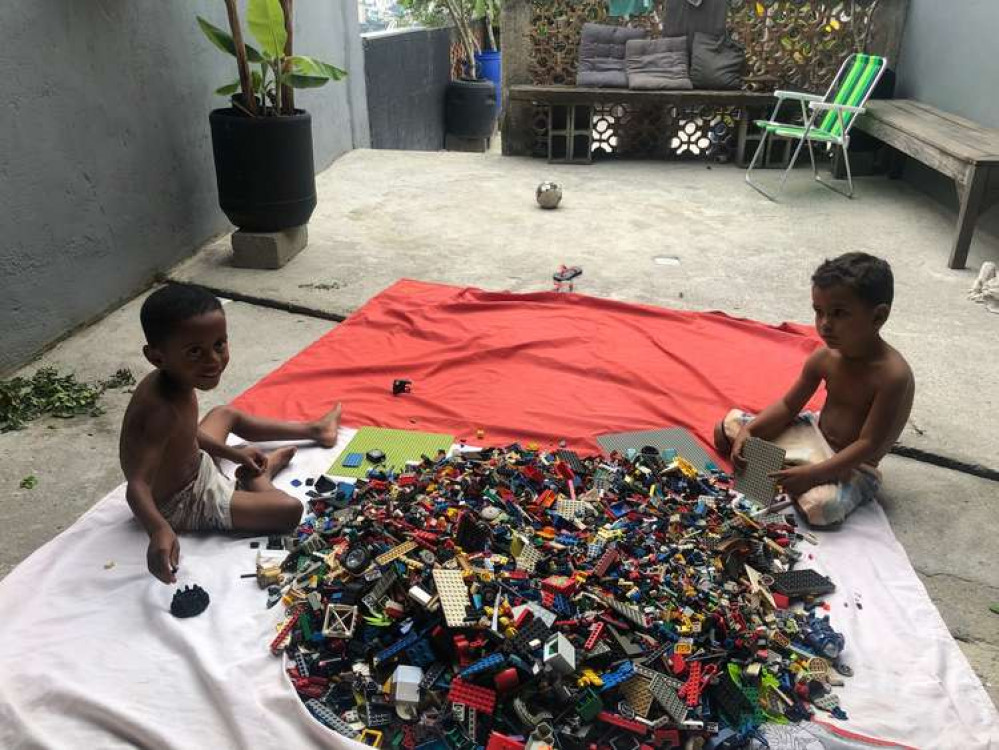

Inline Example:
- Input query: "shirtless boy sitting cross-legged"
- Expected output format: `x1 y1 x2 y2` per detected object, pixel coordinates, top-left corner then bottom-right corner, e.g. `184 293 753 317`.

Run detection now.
120 284 342 583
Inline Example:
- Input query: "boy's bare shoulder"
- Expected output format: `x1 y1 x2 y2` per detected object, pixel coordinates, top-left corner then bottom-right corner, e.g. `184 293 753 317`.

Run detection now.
122 372 182 435
880 343 914 389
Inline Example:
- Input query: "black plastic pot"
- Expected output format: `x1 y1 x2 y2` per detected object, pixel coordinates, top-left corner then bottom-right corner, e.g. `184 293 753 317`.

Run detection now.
209 108 317 232
445 78 497 139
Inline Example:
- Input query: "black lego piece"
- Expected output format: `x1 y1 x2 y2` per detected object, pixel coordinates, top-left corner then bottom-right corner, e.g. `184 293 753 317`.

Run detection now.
511 617 552 655
392 379 412 396
171 584 210 618
555 449 584 474
456 512 491 553
771 568 835 598
366 449 386 464
315 475 337 494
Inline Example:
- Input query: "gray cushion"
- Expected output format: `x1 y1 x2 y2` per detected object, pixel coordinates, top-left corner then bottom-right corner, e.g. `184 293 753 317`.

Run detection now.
577 23 649 88
626 37 693 90
689 32 744 89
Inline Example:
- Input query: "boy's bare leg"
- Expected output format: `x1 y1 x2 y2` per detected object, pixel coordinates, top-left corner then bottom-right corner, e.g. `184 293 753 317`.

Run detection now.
200 402 342 447
230 446 303 532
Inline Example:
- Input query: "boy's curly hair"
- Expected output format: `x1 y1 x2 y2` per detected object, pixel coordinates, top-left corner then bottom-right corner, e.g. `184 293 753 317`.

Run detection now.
812 252 893 308
140 285 222 346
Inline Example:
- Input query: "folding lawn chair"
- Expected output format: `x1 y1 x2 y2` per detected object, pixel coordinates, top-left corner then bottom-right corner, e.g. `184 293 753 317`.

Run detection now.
746 53 887 201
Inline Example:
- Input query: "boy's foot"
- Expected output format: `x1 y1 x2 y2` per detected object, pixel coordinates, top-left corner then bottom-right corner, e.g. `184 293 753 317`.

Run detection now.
265 446 297 478
713 420 732 458
312 403 342 448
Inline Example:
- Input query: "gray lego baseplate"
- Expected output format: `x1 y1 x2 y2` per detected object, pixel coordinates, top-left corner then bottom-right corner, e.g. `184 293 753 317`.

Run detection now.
734 436 786 505
596 427 716 473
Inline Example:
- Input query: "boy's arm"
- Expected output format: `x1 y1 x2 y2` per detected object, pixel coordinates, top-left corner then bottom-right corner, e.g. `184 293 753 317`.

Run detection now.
196 429 241 463
732 350 825 462
800 372 911 486
197 429 267 475
124 405 179 584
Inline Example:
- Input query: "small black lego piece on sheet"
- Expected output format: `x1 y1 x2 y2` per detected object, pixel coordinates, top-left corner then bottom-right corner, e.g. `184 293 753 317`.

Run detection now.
171 585 210 618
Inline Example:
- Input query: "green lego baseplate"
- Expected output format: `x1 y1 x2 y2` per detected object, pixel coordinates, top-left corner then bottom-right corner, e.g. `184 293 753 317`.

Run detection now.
328 426 454 478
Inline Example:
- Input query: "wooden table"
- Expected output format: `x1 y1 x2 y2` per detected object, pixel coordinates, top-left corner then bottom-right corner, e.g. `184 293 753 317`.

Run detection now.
855 99 999 269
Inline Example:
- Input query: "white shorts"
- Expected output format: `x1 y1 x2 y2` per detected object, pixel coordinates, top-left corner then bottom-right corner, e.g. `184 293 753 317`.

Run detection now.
157 450 235 532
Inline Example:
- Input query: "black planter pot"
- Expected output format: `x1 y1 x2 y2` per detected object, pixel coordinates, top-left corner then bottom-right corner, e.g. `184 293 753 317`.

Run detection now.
209 108 317 233
445 78 497 139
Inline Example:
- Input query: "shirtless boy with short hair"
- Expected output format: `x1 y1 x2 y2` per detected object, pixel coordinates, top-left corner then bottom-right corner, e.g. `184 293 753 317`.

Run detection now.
714 252 914 527
120 285 341 584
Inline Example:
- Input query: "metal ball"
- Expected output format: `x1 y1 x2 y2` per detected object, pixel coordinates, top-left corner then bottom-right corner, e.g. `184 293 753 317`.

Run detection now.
535 181 562 209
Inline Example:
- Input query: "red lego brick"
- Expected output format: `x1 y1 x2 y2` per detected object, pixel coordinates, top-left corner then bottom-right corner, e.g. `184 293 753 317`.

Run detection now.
448 678 497 715
594 549 619 577
596 711 648 735
653 729 680 747
585 622 605 651
269 608 303 655
486 732 526 750
679 660 703 707
537 489 558 509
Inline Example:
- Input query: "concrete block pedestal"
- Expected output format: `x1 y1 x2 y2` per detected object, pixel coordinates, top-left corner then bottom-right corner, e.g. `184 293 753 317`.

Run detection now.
231 225 308 269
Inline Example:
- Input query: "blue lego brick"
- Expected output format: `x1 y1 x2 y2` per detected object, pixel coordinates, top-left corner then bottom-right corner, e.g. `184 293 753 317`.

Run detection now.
459 653 506 679
405 638 437 668
373 629 419 666
598 661 635 692
342 452 363 468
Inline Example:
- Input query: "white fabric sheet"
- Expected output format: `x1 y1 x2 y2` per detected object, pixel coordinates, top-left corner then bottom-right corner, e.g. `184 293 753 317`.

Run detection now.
0 435 996 750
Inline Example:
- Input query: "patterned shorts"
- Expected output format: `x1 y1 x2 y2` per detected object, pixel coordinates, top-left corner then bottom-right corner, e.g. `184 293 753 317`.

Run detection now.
157 450 235 532
723 408 881 527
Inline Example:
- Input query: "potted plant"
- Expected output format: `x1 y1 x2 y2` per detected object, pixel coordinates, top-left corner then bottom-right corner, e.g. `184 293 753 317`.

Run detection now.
198 0 346 233
401 0 500 139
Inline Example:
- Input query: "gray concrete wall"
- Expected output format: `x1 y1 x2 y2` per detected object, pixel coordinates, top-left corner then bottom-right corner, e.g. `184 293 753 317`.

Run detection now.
363 28 451 151
895 0 999 233
0 1 368 375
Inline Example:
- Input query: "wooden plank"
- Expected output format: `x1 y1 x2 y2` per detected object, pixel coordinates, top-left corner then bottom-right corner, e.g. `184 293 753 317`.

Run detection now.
950 165 991 270
508 85 774 107
858 100 999 164
856 115 968 183
887 101 999 157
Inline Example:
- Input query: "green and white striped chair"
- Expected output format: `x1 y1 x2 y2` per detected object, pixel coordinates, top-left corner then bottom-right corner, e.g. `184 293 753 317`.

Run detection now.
746 53 887 200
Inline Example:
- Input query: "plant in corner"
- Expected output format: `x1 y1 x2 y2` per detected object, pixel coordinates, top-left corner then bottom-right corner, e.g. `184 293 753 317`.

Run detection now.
197 0 346 233
401 0 501 140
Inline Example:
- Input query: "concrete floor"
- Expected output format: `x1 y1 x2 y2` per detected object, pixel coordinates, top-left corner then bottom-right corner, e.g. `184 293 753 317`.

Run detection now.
3 148 997 709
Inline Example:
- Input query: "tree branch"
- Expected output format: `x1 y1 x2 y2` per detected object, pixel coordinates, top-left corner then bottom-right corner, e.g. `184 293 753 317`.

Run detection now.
224 0 257 115
280 0 295 113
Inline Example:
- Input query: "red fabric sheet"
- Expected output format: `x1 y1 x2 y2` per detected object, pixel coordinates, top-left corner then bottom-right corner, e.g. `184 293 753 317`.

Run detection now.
233 280 823 462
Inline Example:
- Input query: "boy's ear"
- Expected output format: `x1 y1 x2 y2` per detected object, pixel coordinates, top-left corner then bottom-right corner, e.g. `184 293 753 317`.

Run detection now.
143 344 164 368
872 303 890 328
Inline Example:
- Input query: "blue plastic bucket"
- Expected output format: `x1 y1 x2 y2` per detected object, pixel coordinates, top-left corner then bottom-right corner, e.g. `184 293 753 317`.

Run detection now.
475 51 502 110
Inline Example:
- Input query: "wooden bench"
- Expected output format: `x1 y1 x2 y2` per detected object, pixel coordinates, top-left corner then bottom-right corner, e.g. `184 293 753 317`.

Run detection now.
507 85 775 165
855 99 999 269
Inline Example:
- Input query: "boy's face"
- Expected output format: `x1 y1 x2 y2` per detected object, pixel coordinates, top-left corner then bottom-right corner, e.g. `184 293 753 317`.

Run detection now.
144 310 229 390
811 284 887 355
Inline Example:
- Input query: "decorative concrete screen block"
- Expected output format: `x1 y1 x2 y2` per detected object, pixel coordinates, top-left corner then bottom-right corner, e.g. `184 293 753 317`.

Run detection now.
231 225 308 269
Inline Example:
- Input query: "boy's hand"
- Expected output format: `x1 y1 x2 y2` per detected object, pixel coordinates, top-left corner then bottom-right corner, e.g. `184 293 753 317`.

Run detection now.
730 428 750 471
148 527 179 584
769 465 819 497
235 446 268 476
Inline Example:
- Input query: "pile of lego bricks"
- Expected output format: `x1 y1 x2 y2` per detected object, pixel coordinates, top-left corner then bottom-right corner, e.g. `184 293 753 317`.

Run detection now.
259 445 849 750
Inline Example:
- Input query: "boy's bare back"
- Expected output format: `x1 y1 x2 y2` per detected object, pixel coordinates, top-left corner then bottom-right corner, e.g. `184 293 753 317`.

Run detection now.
120 371 201 504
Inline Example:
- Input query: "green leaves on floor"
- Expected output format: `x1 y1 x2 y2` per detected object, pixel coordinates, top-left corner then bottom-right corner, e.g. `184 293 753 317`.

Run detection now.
0 367 135 432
